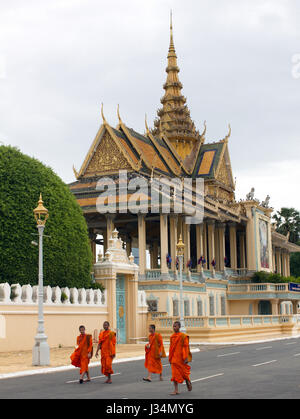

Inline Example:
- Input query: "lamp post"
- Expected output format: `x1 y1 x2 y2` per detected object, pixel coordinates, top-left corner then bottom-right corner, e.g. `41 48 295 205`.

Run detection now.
32 194 50 366
176 234 186 333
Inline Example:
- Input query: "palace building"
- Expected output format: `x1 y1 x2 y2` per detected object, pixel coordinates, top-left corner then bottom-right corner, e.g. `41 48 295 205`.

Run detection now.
69 16 300 342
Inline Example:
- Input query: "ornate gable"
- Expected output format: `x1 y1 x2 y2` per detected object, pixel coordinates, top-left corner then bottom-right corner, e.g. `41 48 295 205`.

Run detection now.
215 146 235 190
84 131 132 177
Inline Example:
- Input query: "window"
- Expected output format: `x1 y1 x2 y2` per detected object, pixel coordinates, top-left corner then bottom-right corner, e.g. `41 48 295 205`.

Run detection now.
184 300 190 316
197 300 203 316
221 296 226 315
209 296 215 316
173 300 179 316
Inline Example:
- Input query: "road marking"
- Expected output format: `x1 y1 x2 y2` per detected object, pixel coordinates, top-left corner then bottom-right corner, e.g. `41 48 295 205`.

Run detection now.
285 342 297 345
181 373 224 384
255 346 272 351
252 360 277 367
293 353 300 357
66 372 121 384
217 352 240 357
162 364 170 367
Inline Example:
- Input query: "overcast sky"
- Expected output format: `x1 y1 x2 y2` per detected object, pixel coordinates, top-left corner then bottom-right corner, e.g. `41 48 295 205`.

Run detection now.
0 0 299 213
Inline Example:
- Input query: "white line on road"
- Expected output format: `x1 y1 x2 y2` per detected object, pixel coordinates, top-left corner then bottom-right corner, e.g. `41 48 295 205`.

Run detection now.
217 352 240 357
66 372 121 384
285 342 297 345
293 353 300 357
255 346 272 350
252 360 277 367
182 373 224 384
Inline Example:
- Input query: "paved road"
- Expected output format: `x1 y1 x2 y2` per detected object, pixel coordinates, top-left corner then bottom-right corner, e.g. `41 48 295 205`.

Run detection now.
1 338 300 399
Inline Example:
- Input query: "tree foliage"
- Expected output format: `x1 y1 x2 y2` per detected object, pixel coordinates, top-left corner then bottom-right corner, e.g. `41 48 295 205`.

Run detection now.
0 145 93 288
273 207 300 244
252 271 300 284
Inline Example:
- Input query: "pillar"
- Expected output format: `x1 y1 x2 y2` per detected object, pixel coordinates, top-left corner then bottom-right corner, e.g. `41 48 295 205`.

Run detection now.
104 214 115 252
270 299 279 315
229 223 237 270
203 222 208 269
196 223 204 273
239 232 246 269
170 215 178 272
182 222 191 273
207 220 215 271
160 214 169 274
138 214 146 276
217 223 226 271
275 248 282 275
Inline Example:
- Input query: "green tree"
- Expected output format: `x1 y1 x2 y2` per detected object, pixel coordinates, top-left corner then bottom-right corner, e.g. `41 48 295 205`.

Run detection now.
273 207 300 244
0 145 93 288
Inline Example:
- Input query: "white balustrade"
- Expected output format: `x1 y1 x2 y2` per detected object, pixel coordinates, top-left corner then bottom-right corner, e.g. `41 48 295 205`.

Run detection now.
86 289 95 305
0 283 106 306
61 287 70 304
52 286 61 304
43 286 53 304
70 288 79 304
11 284 22 303
21 284 33 303
78 288 87 305
0 283 11 303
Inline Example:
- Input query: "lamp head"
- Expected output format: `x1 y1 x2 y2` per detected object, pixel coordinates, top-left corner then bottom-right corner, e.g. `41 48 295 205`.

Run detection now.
33 194 49 226
176 234 185 256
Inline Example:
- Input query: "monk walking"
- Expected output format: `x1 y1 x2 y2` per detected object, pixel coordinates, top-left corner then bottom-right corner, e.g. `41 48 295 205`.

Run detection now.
70 325 93 384
95 321 116 384
143 324 166 382
169 321 192 395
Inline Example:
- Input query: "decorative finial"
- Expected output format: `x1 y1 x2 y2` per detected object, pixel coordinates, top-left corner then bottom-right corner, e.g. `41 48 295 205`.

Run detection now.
72 165 79 179
169 9 175 53
201 120 207 137
117 104 122 125
145 114 150 135
101 103 107 125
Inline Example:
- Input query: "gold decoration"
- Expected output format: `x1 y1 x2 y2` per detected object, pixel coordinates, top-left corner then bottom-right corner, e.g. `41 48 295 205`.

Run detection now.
33 194 49 226
119 305 124 318
85 132 132 175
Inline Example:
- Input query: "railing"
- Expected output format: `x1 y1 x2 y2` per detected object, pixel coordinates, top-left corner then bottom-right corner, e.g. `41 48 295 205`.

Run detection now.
154 314 300 329
0 282 107 306
228 283 291 294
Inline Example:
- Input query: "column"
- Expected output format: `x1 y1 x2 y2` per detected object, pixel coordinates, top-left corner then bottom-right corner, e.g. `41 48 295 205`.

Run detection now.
287 253 291 276
160 214 169 274
196 223 204 273
272 247 276 273
270 299 279 315
104 214 115 252
217 223 226 271
214 227 220 270
282 251 287 277
182 222 191 273
138 214 146 276
169 215 178 272
275 248 282 275
239 232 246 269
203 222 208 269
207 220 215 271
229 223 237 270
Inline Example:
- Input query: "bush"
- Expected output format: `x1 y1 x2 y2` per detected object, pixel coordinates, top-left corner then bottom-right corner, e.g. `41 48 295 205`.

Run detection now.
0 145 93 288
251 271 300 284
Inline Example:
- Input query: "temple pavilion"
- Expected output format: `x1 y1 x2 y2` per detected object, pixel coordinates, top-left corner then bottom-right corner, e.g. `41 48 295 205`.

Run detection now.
69 16 300 321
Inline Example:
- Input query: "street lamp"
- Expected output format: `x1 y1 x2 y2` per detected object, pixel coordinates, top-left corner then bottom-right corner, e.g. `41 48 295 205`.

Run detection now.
32 194 50 366
176 234 186 333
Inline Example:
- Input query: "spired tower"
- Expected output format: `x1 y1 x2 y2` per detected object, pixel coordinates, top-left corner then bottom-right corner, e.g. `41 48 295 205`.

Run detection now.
152 12 202 161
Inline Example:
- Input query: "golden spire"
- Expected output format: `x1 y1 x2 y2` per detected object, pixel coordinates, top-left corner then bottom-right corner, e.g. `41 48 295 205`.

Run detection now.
152 12 201 160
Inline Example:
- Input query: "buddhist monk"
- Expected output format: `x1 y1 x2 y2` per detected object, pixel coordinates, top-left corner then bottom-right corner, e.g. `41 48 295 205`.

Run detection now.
70 325 93 384
169 321 192 395
95 321 116 384
143 324 166 382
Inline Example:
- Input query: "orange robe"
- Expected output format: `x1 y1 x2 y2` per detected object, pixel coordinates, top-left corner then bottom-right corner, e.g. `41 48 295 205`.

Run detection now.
98 330 116 376
70 334 93 375
169 332 192 383
145 332 166 374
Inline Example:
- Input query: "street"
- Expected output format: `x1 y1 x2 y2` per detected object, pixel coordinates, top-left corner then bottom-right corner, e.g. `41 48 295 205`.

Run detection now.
1 338 300 399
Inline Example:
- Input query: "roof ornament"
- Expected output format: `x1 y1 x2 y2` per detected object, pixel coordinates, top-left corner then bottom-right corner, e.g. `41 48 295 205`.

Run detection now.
261 195 270 208
201 120 207 137
101 103 107 125
246 187 255 200
222 124 231 143
145 113 150 136
72 165 79 179
117 104 123 125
